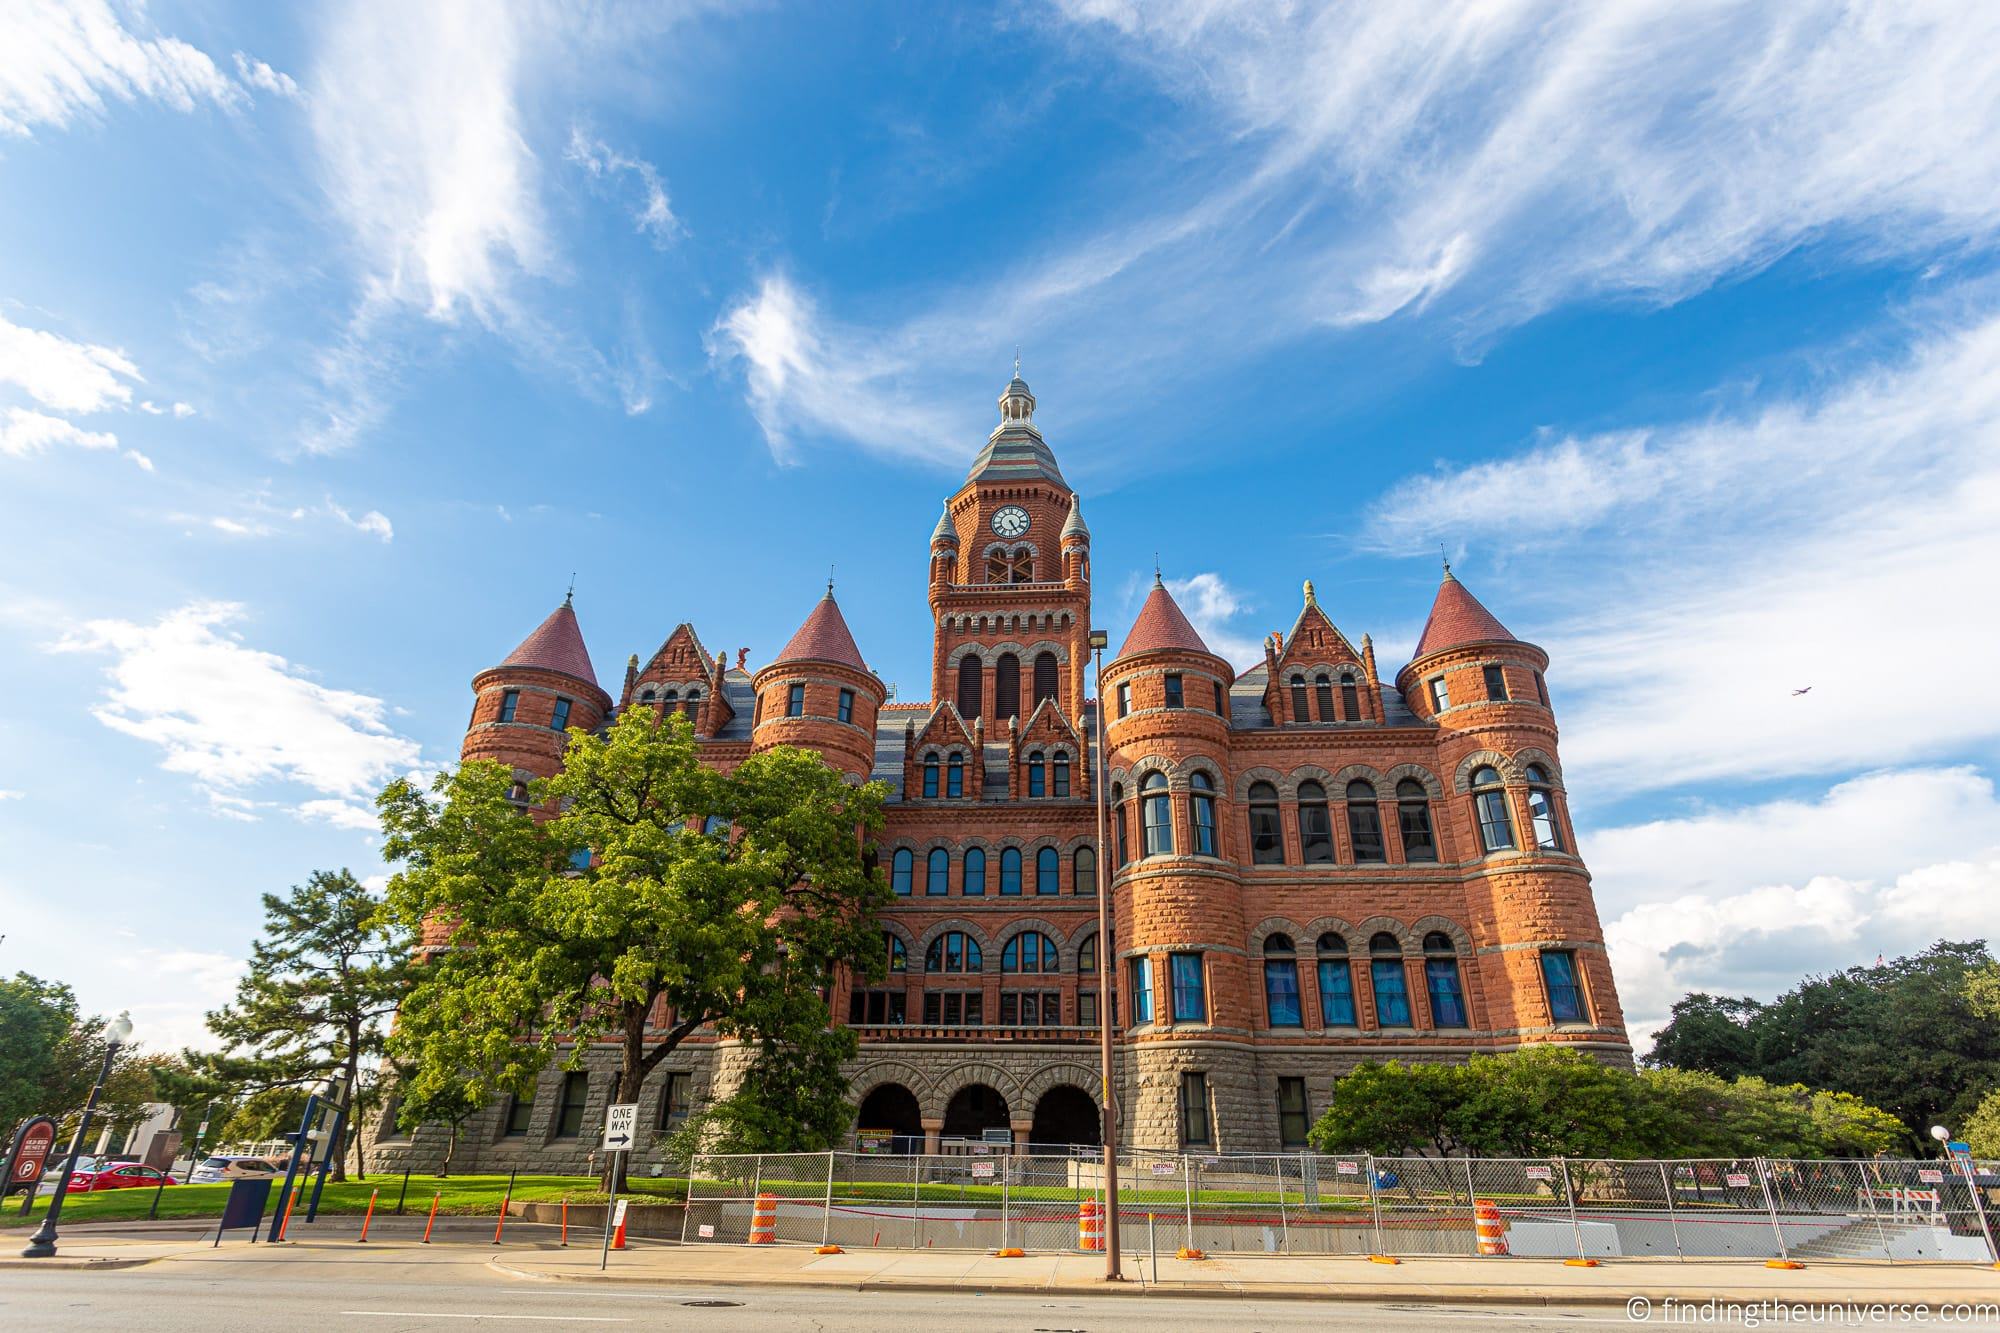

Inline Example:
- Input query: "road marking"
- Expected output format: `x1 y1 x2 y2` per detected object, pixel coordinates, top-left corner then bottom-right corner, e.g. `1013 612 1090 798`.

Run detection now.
341 1315 630 1323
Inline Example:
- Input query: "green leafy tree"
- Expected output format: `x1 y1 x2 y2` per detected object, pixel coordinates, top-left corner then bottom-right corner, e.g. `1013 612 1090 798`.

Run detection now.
1307 1059 1464 1157
1644 994 1763 1077
1962 1087 2000 1158
186 869 410 1179
379 709 890 1189
1648 942 2000 1149
0 973 140 1149
1451 1047 1641 1157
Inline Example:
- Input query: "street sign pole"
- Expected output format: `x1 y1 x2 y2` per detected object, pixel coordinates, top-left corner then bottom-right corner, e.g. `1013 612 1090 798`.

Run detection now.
599 1103 638 1271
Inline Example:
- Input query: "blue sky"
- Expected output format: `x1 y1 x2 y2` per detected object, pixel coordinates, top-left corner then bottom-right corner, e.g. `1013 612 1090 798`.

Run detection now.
3 1 1998 1055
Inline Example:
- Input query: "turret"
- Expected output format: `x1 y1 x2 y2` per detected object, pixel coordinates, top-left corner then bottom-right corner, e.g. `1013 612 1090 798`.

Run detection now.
1396 566 1551 728
463 594 612 780
750 587 886 781
1059 493 1090 584
929 502 959 592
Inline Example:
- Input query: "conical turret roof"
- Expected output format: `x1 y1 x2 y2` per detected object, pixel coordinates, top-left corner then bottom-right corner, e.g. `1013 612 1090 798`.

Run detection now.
1117 576 1211 658
1411 571 1517 659
931 502 958 546
499 597 601 688
1060 493 1090 543
774 590 869 672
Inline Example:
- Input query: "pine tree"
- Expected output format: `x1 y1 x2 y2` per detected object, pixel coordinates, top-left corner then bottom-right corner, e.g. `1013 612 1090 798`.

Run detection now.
188 870 409 1179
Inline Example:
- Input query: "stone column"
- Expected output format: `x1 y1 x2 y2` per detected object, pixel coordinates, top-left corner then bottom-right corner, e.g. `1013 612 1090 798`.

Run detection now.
922 1118 944 1155
1011 1119 1033 1155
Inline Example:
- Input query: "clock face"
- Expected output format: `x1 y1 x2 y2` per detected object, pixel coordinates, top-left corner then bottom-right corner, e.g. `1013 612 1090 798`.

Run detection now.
991 505 1031 539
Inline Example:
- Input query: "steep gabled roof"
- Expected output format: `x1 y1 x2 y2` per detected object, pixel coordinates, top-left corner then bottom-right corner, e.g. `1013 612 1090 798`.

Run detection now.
1412 571 1517 660
500 598 600 688
774 591 868 672
1117 577 1211 658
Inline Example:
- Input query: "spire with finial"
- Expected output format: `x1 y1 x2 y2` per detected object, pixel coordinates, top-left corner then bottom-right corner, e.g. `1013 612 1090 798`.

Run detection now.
565 572 576 606
1440 543 1453 578
931 501 958 547
1060 491 1089 544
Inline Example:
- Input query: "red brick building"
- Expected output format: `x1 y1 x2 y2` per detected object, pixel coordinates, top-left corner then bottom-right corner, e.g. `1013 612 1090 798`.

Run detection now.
377 373 1629 1169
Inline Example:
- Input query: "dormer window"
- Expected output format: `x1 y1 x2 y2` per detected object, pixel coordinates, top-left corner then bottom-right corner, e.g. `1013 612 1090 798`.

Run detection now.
1052 751 1070 797
1340 673 1360 721
946 752 965 798
1314 673 1334 721
922 753 940 799
1027 751 1046 798
1289 674 1308 720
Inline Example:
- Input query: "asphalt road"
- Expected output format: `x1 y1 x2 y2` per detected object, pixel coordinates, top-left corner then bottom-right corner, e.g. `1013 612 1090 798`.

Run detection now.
0 1261 1720 1332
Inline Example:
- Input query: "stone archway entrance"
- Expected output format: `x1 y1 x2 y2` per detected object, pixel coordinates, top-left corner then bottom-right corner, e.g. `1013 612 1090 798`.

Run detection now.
1029 1085 1100 1151
941 1083 1010 1142
856 1083 923 1154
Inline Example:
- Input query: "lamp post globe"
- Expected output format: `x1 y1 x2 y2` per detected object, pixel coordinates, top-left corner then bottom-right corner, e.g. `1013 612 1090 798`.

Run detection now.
23 1015 133 1258
1932 1125 1952 1143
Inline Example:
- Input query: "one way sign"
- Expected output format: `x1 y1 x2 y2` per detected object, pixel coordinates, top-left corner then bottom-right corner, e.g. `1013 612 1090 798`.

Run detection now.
602 1102 638 1151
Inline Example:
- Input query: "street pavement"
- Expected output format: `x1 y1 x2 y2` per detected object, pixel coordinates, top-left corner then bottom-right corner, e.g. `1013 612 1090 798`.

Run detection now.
3 1223 1999 1328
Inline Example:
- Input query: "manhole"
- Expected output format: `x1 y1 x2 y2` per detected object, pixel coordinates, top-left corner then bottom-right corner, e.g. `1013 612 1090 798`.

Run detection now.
682 1300 744 1308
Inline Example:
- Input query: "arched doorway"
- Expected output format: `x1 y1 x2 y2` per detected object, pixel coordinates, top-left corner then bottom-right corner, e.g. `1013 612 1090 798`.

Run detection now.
1029 1085 1100 1151
942 1083 1010 1142
856 1083 922 1154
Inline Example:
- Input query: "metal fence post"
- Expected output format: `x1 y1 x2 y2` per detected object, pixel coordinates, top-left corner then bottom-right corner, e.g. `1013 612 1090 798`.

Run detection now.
1184 1154 1195 1249
1557 1157 1586 1260
1658 1161 1684 1261
1855 1159 1892 1263
1001 1153 1010 1252
1277 1156 1290 1254
1367 1153 1385 1256
910 1152 922 1249
1755 1157 1789 1261
1463 1158 1479 1254
821 1152 835 1247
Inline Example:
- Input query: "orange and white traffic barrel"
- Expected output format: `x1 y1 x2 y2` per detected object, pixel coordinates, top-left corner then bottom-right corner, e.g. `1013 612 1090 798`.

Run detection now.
1474 1198 1509 1256
748 1192 778 1245
1077 1198 1104 1252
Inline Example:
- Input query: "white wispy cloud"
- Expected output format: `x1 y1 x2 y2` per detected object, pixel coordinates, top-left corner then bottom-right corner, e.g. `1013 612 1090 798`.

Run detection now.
232 51 300 101
1164 572 1262 670
0 406 117 457
295 797 379 832
564 125 680 245
1363 308 2000 797
0 789 23 801
1589 767 2000 1050
0 310 142 413
51 601 423 817
0 0 248 136
326 498 393 543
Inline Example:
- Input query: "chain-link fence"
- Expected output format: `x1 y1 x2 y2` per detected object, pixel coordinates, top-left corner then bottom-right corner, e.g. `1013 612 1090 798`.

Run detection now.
682 1150 2000 1262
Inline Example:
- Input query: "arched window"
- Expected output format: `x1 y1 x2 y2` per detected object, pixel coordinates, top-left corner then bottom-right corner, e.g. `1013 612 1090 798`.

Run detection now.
1027 751 1046 798
1297 780 1334 864
1314 673 1334 722
946 752 965 798
1033 651 1059 707
1141 772 1174 856
1074 845 1096 895
683 690 701 724
891 849 912 896
1346 780 1385 862
957 655 983 720
1113 782 1130 865
1289 674 1309 721
1078 934 1097 974
1340 673 1360 721
639 688 656 704
1370 932 1411 1027
1424 931 1468 1029
925 847 949 896
1526 765 1564 851
1248 781 1284 864
925 931 982 973
1263 934 1303 1028
1000 847 1023 895
962 846 986 896
885 933 907 973
1052 751 1070 797
1189 771 1218 856
1001 931 1059 973
922 753 940 799
1316 932 1355 1026
1472 766 1516 852
995 653 1020 721
1397 779 1437 861
1036 845 1059 895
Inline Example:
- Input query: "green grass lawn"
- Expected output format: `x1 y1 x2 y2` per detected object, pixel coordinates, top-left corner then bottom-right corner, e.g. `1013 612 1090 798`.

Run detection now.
2 1173 687 1227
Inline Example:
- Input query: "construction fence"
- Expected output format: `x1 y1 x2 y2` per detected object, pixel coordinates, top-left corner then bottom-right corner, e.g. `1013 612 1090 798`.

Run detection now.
681 1149 2000 1263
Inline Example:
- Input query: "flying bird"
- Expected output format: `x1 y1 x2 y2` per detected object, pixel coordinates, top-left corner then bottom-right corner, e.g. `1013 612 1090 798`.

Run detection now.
1791 687 1812 696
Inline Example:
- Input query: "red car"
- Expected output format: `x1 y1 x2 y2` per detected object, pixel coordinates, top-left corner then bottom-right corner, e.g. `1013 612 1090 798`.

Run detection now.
65 1162 178 1192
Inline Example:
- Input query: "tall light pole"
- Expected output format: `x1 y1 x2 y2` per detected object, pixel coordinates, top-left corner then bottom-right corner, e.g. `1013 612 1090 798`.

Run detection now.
1089 628 1123 1281
24 1013 132 1258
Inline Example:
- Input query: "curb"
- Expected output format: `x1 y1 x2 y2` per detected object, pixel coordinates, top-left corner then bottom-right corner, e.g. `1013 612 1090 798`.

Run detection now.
488 1257 2000 1307
0 1255 163 1272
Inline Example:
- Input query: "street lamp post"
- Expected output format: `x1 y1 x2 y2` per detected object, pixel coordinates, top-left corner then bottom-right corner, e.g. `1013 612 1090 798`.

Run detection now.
1089 629 1123 1281
24 1013 132 1258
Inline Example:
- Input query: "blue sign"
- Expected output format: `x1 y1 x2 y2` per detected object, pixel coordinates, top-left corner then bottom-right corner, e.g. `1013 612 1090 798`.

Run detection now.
213 1177 272 1245
1948 1140 1971 1158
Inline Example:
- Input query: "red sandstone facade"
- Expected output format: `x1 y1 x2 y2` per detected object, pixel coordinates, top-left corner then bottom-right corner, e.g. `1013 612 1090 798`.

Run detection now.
381 374 1629 1168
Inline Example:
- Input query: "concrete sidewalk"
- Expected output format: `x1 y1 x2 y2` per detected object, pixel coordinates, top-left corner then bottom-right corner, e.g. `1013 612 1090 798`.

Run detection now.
5 1231 1999 1306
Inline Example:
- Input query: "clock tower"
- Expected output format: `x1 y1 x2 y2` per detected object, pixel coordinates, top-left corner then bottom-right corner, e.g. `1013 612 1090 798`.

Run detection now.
928 372 1094 752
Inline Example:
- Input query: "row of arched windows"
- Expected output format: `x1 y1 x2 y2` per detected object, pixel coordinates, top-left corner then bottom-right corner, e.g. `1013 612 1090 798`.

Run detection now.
955 651 1061 723
635 685 702 724
889 844 1097 896
894 928 1100 976
1287 671 1362 723
1261 931 1467 1029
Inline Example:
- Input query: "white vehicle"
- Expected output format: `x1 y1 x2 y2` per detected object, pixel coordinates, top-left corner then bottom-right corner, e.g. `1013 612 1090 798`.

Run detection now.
187 1155 283 1184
